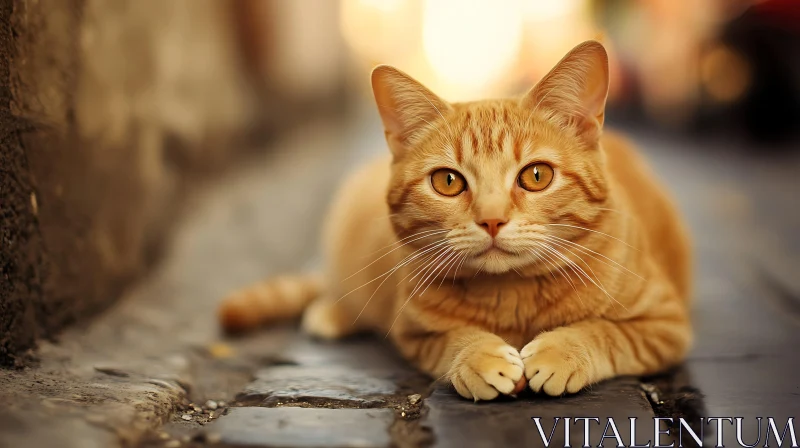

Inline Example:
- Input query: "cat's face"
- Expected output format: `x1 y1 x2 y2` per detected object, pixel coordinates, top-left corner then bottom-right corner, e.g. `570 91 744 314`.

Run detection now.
373 41 610 275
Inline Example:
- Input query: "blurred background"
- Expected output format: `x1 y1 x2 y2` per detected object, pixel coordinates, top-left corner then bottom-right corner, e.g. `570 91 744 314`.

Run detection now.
2 0 799 373
336 0 800 142
234 0 800 140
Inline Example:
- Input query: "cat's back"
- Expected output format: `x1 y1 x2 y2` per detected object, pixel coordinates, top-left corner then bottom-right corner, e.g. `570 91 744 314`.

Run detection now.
601 131 692 299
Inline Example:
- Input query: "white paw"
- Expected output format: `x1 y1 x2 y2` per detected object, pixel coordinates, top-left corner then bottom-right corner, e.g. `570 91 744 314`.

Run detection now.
449 341 525 401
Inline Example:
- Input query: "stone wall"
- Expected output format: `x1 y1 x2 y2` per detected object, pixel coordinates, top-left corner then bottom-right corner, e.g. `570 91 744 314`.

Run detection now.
0 0 266 364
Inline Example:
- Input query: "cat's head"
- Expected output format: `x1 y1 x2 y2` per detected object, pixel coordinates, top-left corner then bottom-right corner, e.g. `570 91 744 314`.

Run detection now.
372 41 611 275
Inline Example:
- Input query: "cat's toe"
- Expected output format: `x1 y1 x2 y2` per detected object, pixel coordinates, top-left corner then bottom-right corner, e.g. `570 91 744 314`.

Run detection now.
521 335 591 396
450 342 524 400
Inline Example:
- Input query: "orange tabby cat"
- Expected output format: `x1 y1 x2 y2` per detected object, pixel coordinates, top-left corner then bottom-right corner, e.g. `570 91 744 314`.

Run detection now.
219 41 692 400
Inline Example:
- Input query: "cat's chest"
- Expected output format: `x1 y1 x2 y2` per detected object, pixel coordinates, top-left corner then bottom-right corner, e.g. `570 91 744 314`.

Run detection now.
411 279 596 344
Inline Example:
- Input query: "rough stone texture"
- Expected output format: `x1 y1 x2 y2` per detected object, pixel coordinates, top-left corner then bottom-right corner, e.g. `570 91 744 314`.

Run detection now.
0 0 258 364
211 408 395 448
0 0 45 366
425 379 655 448
628 131 800 447
239 365 402 408
0 117 363 447
233 332 433 413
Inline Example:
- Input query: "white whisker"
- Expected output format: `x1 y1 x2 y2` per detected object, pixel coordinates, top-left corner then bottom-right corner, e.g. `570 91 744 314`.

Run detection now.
542 241 628 312
544 223 638 251
352 242 449 324
438 250 465 289
452 251 469 286
544 235 644 280
539 243 586 287
352 229 448 274
410 247 454 298
386 246 454 337
419 250 459 297
337 238 448 304
532 244 583 305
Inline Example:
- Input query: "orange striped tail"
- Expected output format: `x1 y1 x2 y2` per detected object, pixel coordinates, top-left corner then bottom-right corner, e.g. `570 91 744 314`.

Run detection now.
218 274 321 334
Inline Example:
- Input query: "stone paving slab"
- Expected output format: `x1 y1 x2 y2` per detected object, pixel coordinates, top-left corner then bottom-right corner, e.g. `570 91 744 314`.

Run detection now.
276 336 418 372
210 407 395 447
682 357 800 446
425 379 655 448
239 365 401 408
199 334 657 448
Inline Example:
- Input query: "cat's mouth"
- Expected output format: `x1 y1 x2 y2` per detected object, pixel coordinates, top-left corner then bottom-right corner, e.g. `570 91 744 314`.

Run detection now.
475 245 515 257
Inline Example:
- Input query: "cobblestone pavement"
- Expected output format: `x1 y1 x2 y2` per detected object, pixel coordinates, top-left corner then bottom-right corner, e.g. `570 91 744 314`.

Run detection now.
2 107 799 447
144 331 656 448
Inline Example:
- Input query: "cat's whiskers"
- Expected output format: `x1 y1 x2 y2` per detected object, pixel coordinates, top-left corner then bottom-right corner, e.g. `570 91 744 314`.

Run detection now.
337 238 448 304
596 207 628 217
543 234 644 280
538 243 587 287
544 223 638 251
351 240 452 323
349 229 449 278
472 258 488 279
358 228 448 262
438 249 466 289
386 246 457 337
544 239 609 293
420 249 461 297
537 244 585 293
410 247 455 298
530 248 559 284
541 241 628 312
406 245 452 286
451 251 470 286
531 244 583 306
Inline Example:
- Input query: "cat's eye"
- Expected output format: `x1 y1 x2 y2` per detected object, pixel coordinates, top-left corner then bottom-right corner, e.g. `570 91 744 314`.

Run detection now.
430 169 467 196
518 163 554 192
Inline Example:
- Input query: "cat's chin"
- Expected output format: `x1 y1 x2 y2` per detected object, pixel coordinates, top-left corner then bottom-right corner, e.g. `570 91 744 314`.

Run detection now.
471 250 526 275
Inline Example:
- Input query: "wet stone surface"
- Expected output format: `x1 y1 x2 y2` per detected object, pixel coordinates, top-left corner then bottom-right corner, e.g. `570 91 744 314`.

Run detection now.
210 407 395 447
198 335 659 448
424 379 655 448
238 365 401 408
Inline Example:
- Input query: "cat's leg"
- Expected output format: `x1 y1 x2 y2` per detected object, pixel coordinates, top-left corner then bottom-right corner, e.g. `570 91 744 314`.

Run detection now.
301 296 363 340
520 280 691 396
394 327 526 401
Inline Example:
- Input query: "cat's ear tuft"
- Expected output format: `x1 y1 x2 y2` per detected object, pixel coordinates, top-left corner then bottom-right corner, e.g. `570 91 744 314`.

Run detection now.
520 41 609 141
371 65 452 156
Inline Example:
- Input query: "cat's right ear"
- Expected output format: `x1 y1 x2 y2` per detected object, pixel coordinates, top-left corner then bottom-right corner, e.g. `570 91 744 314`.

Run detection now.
371 65 452 157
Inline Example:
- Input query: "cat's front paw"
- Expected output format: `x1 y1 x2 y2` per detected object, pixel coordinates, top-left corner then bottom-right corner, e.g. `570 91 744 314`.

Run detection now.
449 341 525 401
521 331 593 396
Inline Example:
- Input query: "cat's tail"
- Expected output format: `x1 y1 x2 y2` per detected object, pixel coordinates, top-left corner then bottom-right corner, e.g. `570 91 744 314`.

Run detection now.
218 274 322 334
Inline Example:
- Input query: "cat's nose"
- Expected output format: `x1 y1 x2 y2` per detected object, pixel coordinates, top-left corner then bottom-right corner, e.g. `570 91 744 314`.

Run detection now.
477 218 507 238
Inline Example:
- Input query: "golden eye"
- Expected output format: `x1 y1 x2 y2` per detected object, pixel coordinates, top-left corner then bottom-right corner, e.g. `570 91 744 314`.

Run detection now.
431 169 467 196
518 163 554 192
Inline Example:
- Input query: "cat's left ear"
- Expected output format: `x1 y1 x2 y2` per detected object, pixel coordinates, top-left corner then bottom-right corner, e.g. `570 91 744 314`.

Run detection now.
520 41 609 141
371 65 453 157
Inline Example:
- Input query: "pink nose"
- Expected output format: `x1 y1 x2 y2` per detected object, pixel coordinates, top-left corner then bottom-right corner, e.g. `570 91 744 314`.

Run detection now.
477 218 507 238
